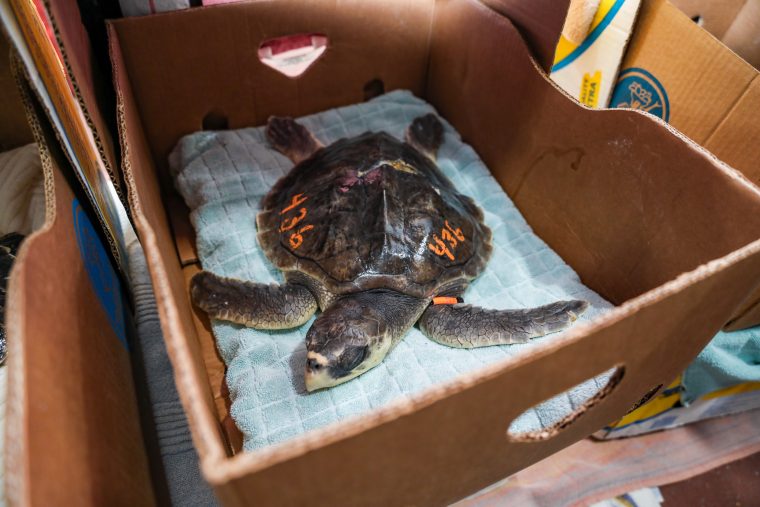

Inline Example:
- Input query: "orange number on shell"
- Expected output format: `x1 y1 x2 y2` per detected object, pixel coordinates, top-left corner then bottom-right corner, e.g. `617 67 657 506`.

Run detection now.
441 228 458 248
428 234 455 261
445 220 465 241
289 225 314 250
280 193 308 215
280 208 307 232
429 220 465 261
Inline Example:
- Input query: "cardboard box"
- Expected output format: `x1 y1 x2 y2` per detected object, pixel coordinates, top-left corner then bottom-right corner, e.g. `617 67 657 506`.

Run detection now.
670 0 760 69
108 0 760 504
609 0 760 331
595 378 760 439
1 36 156 505
4 0 138 280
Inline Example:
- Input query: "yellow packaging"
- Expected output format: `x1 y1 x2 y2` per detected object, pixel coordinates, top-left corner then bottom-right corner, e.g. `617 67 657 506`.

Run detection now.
596 379 760 439
551 0 642 107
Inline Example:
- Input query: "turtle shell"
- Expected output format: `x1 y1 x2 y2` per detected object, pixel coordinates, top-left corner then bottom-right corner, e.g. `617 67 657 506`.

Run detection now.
257 131 492 299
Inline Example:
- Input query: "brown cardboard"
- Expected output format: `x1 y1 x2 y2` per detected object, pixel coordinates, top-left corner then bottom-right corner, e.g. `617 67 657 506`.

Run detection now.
669 0 748 39
670 0 760 69
109 21 225 465
109 0 760 504
0 35 32 150
1 48 156 505
43 0 124 200
481 0 571 71
182 263 243 453
721 0 760 69
614 0 760 330
7 0 140 279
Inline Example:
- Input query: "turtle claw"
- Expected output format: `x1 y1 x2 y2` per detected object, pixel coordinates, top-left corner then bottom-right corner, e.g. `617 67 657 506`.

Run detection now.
565 300 589 321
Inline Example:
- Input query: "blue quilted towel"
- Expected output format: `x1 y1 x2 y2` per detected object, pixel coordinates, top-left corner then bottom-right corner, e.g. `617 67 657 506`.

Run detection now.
682 326 760 404
170 90 614 451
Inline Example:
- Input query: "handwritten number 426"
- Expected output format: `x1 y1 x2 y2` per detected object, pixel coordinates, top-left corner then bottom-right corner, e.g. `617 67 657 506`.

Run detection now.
280 193 313 249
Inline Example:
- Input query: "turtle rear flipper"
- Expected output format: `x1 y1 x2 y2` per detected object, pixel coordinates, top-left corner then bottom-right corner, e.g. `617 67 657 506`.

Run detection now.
190 270 317 329
418 299 589 348
266 117 324 164
406 113 444 161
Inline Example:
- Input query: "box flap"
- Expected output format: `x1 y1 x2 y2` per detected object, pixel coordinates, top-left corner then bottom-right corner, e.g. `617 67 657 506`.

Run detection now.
44 0 123 200
4 72 156 506
481 0 571 71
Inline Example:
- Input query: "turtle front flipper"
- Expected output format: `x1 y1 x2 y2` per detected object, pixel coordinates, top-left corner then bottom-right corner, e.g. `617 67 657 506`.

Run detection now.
190 271 317 329
266 116 324 164
405 113 444 161
418 300 589 348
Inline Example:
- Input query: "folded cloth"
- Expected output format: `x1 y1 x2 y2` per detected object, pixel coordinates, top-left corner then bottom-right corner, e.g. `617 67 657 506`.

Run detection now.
170 90 614 451
682 326 760 404
118 0 189 17
0 144 45 237
128 240 218 507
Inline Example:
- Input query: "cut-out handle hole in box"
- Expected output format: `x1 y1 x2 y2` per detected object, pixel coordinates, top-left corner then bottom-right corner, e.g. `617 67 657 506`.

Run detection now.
258 33 328 79
507 365 625 442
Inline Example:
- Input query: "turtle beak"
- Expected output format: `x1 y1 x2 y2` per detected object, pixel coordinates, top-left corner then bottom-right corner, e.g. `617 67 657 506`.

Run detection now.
304 352 335 392
304 370 333 392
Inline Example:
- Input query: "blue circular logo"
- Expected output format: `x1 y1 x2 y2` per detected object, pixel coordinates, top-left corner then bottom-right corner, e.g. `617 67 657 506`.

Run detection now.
610 67 670 122
72 198 127 349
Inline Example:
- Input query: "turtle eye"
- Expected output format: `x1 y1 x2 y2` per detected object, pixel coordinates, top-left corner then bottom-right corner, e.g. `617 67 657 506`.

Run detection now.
340 345 368 371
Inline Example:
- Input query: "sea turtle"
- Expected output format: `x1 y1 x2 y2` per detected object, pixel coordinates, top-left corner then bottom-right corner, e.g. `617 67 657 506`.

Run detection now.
191 114 588 391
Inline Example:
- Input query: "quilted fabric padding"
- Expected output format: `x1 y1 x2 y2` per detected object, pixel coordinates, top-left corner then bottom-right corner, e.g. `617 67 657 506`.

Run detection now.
171 91 613 451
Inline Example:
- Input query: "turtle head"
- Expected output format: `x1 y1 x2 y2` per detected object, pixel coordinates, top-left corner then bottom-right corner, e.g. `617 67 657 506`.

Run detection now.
304 294 393 391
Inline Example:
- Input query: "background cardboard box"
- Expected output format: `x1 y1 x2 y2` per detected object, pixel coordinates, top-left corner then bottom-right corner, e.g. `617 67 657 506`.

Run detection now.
670 0 760 69
1 35 156 505
109 0 760 504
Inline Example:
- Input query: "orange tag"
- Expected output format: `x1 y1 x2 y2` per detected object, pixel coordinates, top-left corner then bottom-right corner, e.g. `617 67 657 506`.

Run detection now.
432 296 462 305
